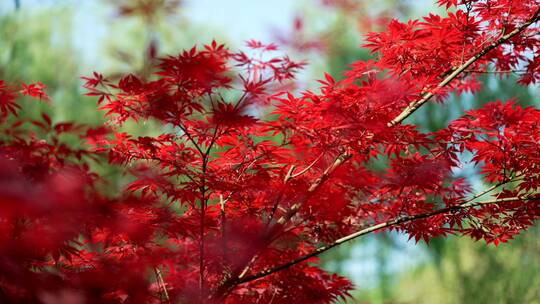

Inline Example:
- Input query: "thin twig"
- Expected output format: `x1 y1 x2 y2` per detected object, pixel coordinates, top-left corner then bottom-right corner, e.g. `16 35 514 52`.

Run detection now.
220 194 228 264
465 69 529 75
154 267 171 304
177 124 205 157
275 151 353 226
283 165 296 183
198 155 209 302
290 153 324 179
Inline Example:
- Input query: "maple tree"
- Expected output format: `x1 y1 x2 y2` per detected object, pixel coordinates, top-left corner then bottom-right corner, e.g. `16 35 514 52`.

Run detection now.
1 0 540 303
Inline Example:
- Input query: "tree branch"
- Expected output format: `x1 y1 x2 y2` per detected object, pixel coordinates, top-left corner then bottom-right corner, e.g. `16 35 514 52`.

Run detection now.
388 8 540 127
237 195 539 284
177 124 205 157
199 155 208 303
275 151 353 226
290 153 324 179
154 267 170 304
220 194 228 264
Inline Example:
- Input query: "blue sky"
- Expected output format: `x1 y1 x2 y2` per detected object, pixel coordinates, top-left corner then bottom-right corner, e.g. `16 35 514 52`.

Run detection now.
186 0 299 42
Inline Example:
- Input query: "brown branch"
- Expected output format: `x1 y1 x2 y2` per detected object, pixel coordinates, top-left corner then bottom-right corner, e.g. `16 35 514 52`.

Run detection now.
464 69 529 75
284 165 296 183
267 153 325 224
290 153 324 179
197 125 221 302
198 156 207 303
196 125 220 303
275 151 353 226
177 124 206 157
220 194 228 264
388 9 540 127
237 195 539 285
154 267 171 304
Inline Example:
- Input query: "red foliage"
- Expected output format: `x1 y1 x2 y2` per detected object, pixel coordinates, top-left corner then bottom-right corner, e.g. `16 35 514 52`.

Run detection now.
1 1 539 303
0 80 19 120
21 82 50 101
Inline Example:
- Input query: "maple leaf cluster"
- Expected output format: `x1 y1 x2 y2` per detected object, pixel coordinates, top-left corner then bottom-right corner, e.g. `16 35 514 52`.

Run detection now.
1 1 539 303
